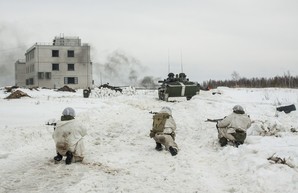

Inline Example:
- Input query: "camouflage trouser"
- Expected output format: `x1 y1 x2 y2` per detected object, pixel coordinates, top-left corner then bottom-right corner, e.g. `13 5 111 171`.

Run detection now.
56 139 85 161
231 131 247 144
218 128 247 143
153 133 178 151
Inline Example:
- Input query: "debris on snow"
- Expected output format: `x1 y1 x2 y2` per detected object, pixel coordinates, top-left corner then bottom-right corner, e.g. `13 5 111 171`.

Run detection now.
82 162 122 175
57 85 76 92
276 104 296 114
248 120 294 137
99 83 123 93
4 86 19 93
290 127 298 133
91 86 136 98
29 87 39 91
5 90 31 99
267 153 295 168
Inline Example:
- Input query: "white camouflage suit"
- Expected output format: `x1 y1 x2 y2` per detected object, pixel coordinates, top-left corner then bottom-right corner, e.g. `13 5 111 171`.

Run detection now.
53 118 87 162
217 111 251 142
153 108 178 151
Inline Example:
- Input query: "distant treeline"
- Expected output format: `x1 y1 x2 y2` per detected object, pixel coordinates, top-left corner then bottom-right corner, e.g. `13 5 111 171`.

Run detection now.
202 75 298 89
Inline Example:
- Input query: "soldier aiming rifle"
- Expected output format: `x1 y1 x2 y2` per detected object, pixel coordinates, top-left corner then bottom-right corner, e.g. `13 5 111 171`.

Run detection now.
207 105 252 147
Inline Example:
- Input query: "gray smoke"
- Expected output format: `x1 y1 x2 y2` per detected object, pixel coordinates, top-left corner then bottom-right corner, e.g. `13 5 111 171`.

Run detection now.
139 76 159 88
0 23 28 86
94 50 146 86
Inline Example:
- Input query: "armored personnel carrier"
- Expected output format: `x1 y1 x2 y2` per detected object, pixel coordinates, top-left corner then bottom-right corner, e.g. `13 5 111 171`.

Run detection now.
158 72 200 101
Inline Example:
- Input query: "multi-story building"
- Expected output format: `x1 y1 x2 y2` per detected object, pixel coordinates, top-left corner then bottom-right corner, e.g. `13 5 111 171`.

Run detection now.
15 59 26 87
16 36 92 89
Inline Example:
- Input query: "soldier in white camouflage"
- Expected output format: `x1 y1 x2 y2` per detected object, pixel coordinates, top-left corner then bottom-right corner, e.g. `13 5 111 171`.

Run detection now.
216 105 252 147
149 107 178 156
52 107 87 164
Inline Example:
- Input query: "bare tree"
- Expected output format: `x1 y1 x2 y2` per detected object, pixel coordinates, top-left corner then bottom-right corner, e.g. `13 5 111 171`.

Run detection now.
231 71 240 87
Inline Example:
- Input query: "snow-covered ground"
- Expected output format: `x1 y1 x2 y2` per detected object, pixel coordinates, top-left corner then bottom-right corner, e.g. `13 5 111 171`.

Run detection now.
0 87 298 193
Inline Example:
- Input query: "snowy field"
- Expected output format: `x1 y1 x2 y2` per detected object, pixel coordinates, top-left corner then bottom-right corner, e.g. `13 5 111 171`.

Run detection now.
0 87 298 193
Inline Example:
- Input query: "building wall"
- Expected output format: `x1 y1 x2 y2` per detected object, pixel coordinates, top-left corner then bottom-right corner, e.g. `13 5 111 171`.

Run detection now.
15 60 26 86
22 37 92 89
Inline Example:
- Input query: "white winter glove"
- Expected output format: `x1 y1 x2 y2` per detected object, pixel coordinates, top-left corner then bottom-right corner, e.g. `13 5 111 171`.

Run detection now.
163 127 173 134
227 128 236 134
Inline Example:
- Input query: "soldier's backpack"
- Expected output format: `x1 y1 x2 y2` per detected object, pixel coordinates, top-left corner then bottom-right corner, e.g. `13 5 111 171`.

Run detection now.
152 113 170 133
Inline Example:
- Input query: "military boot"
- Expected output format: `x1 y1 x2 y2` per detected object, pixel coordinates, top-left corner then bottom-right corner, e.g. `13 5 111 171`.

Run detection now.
169 146 178 156
219 137 228 147
234 141 243 148
155 142 163 151
54 152 63 161
65 151 73 165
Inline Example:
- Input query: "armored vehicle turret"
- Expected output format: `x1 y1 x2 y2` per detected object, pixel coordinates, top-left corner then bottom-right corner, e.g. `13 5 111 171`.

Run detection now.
158 72 200 101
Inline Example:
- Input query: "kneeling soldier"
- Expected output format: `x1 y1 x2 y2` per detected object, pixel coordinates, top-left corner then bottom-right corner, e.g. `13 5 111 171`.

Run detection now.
150 107 178 156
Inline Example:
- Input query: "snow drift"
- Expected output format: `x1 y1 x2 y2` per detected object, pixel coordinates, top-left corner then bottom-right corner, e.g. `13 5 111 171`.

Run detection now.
0 87 297 193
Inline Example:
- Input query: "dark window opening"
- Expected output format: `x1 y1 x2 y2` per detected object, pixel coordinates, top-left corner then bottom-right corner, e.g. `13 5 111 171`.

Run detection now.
64 77 78 84
38 72 44 79
30 78 34 85
68 64 75 71
68 50 74 57
26 78 34 85
52 50 59 57
52 63 59 71
45 72 51 79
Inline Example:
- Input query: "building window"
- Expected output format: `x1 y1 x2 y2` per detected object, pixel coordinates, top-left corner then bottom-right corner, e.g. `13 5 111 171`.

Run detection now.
26 48 35 62
68 64 75 71
38 72 44 79
52 50 59 57
52 63 59 71
30 50 35 60
30 78 34 85
64 77 78 84
45 72 51 79
26 78 34 85
68 50 74 57
29 64 35 73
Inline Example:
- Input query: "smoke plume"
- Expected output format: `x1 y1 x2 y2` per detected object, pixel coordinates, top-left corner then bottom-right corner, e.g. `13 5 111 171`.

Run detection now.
0 23 28 86
94 50 146 86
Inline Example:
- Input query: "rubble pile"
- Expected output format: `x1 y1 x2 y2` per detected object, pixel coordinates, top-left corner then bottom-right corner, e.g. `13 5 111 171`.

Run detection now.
5 90 31 99
57 85 76 92
4 86 19 93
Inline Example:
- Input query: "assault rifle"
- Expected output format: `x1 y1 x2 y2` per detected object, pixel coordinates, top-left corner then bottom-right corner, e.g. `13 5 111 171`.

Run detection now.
46 122 56 126
45 118 57 126
205 118 224 123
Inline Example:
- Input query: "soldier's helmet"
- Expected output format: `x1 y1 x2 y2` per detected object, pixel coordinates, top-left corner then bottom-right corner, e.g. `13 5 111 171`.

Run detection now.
179 73 186 78
233 105 244 114
168 72 175 78
159 106 172 115
62 107 76 117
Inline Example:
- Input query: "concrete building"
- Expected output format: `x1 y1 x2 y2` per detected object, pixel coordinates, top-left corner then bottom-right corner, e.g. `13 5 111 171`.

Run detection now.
15 59 26 87
16 36 92 89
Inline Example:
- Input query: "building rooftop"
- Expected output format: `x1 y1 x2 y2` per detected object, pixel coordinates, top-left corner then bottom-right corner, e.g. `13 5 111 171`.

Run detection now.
26 36 89 53
15 59 25 63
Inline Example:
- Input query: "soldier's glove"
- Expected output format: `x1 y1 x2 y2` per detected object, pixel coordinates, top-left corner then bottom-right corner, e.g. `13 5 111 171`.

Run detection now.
149 130 155 138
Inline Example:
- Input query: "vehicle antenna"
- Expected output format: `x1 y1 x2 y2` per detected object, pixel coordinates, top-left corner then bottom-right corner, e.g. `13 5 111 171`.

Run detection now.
100 71 103 85
180 49 183 73
168 49 170 73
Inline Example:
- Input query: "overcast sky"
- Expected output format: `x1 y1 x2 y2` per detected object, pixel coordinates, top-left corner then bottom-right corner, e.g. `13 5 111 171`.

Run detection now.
0 0 297 85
